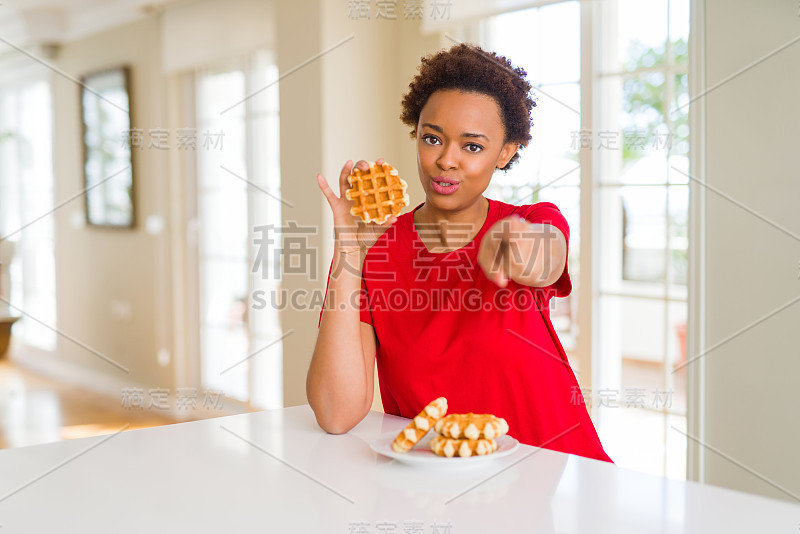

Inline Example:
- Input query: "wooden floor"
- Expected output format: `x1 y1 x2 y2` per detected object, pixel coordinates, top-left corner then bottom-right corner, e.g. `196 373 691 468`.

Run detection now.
0 359 181 450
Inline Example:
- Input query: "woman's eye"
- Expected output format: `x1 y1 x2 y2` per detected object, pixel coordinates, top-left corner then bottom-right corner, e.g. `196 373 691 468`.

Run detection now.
465 143 483 153
422 135 440 145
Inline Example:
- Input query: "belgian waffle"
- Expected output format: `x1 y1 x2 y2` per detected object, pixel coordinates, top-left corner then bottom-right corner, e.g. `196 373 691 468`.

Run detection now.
391 397 448 453
345 161 409 224
434 413 509 440
429 435 499 458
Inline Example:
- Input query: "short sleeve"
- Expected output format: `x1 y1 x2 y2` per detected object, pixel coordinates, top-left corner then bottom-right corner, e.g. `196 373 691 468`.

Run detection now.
516 202 572 298
317 257 374 328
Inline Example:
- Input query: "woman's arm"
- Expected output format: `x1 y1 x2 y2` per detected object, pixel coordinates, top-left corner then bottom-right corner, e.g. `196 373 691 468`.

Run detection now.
477 215 567 288
307 245 377 434
306 159 393 434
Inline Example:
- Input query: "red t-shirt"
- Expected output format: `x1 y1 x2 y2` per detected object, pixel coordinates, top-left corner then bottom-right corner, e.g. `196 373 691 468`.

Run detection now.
320 198 612 463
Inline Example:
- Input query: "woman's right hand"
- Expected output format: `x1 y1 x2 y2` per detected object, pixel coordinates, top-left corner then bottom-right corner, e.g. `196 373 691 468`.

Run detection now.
316 158 398 251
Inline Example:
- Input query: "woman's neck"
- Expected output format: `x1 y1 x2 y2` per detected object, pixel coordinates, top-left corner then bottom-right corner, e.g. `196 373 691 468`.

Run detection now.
413 197 490 252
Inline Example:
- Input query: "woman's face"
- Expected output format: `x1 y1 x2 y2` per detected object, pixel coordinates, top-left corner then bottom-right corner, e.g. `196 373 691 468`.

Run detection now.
416 89 518 214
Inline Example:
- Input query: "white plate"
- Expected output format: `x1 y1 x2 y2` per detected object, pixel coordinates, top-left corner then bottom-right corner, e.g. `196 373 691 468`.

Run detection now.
370 430 520 467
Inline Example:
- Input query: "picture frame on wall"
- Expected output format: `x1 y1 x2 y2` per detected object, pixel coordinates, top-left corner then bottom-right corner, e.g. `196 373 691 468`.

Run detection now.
80 66 135 228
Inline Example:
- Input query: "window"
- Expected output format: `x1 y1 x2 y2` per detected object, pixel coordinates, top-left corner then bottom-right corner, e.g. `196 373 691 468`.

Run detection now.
483 1 582 361
477 0 690 479
0 78 57 351
194 51 282 409
594 0 689 481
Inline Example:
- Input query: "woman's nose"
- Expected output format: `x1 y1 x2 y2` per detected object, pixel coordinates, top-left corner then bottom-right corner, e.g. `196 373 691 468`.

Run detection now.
436 141 458 170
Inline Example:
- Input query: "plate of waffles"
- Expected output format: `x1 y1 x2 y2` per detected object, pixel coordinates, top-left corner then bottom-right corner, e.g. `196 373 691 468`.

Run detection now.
345 161 409 224
371 397 519 466
370 431 520 467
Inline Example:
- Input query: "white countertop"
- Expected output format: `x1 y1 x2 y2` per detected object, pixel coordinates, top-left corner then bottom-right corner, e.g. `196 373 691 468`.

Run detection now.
0 405 797 533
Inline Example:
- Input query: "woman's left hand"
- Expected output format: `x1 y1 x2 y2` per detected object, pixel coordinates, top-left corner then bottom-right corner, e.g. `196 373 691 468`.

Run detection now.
477 216 567 288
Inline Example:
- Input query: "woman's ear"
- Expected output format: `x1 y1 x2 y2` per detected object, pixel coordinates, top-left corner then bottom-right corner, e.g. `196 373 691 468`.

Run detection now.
496 142 520 169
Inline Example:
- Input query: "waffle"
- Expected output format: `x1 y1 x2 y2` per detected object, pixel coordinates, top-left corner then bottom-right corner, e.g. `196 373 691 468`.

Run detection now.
429 435 498 458
391 397 448 453
345 161 409 224
434 413 509 440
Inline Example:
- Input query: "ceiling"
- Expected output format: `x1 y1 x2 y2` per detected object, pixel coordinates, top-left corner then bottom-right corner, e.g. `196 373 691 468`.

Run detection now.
0 0 180 46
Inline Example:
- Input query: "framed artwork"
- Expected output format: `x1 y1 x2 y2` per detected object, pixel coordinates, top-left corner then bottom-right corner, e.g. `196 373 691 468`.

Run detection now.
80 66 135 228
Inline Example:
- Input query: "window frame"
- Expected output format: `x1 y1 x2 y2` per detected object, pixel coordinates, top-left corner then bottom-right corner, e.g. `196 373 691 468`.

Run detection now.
183 50 284 412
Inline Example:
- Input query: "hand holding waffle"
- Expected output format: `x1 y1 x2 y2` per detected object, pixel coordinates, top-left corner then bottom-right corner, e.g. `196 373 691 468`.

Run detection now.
316 158 408 252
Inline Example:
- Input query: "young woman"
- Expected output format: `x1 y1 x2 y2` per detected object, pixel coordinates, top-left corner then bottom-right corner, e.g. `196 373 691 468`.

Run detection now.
308 44 612 463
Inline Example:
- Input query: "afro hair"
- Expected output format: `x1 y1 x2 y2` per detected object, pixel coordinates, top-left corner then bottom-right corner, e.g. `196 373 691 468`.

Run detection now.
400 43 536 170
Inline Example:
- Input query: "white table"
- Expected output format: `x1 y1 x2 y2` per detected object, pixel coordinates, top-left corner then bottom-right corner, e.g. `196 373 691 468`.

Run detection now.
0 405 797 533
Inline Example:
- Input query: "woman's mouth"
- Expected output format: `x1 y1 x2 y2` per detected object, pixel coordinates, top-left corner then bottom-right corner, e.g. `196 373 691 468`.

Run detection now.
430 177 460 195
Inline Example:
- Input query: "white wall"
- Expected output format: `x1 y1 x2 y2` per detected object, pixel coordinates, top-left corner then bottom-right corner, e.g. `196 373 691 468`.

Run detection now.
49 15 174 392
275 0 325 407
701 0 800 502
